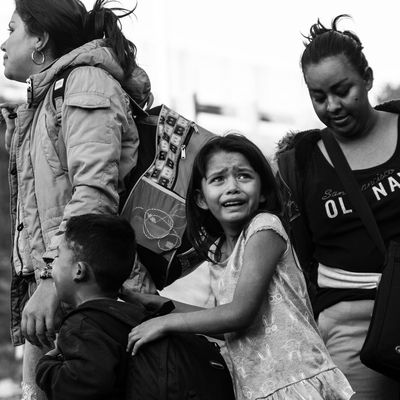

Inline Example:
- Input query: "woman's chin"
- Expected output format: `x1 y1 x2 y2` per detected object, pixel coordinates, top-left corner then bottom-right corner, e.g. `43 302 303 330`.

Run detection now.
3 69 26 83
3 70 16 82
328 120 360 139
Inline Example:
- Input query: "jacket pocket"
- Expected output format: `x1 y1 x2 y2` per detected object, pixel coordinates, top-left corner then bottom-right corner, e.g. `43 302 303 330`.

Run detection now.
65 92 111 110
64 93 113 146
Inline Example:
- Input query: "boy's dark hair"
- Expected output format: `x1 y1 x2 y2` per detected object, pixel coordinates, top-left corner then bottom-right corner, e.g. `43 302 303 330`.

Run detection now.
300 14 369 78
15 0 137 77
64 214 136 293
186 133 282 263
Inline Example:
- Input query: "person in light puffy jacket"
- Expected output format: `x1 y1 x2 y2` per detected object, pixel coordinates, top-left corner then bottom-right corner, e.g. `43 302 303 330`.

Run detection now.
0 0 151 398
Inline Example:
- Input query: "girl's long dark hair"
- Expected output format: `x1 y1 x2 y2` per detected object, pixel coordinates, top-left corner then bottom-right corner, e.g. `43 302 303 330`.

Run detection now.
15 0 137 78
186 134 282 263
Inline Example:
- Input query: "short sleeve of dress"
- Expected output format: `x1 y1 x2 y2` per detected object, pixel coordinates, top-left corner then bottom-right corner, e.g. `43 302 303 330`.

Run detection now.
245 213 289 253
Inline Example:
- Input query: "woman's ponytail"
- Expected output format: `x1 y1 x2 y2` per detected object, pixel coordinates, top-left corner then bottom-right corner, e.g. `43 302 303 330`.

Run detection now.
84 0 138 77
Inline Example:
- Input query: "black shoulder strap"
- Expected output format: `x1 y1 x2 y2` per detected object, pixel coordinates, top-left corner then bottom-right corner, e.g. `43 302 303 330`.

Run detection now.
47 67 78 170
321 130 386 256
52 67 77 126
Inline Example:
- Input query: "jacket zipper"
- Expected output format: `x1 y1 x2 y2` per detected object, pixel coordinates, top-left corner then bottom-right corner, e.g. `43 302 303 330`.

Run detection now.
171 123 196 189
15 221 24 277
165 123 198 283
120 115 195 213
26 78 33 107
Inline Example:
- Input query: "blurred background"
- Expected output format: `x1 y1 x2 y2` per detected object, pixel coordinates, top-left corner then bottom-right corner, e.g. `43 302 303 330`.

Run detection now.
1 0 400 397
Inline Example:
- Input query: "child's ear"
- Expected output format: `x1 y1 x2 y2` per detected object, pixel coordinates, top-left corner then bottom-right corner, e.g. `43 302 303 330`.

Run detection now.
195 189 209 210
260 193 266 204
73 261 90 282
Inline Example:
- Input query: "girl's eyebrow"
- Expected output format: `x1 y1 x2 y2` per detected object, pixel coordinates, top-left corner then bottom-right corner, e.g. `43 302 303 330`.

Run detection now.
205 167 228 179
205 165 254 180
236 165 254 171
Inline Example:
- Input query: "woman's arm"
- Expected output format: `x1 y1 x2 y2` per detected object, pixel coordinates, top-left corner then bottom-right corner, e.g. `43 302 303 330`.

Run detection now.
61 67 137 218
127 229 286 354
41 67 138 263
27 67 138 346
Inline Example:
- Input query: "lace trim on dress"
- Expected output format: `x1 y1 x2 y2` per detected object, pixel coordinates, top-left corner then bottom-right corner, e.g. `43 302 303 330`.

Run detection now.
264 367 354 400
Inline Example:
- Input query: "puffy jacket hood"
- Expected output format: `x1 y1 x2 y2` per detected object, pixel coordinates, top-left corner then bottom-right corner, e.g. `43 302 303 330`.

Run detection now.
28 39 151 108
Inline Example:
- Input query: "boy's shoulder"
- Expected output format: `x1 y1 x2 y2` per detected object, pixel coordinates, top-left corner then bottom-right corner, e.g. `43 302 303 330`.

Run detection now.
62 299 151 336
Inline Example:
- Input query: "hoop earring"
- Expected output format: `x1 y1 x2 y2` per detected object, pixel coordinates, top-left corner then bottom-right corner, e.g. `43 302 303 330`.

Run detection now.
31 49 45 65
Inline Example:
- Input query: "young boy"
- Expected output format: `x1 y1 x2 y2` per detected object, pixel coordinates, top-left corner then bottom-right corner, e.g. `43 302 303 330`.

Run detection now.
35 214 154 400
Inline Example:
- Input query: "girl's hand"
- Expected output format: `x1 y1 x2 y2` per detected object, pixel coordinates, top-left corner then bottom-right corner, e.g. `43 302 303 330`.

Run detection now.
119 287 170 312
119 287 153 307
45 347 61 357
127 316 169 355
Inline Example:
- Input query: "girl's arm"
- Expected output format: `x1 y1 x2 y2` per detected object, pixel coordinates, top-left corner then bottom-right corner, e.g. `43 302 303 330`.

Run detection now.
128 229 285 354
119 288 207 313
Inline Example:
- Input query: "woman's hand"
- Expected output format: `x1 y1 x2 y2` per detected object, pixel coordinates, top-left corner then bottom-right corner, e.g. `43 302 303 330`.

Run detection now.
127 316 170 355
21 279 59 348
0 103 18 152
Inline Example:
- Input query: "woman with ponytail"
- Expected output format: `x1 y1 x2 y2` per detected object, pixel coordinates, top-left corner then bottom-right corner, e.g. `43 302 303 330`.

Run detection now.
0 1 151 398
276 15 400 399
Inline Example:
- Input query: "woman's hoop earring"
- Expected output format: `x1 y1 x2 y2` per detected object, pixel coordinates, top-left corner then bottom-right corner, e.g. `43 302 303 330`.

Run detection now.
31 49 45 65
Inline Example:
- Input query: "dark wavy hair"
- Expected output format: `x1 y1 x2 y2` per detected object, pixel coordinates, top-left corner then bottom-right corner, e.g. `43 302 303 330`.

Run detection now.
301 14 369 77
15 0 137 77
64 213 136 294
186 133 282 263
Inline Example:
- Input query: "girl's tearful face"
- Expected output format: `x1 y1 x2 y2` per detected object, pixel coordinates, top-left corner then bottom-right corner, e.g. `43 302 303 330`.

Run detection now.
197 150 265 237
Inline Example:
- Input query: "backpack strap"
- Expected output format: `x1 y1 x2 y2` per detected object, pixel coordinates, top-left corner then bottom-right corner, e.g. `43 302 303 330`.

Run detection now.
52 67 76 126
47 67 78 172
321 129 386 257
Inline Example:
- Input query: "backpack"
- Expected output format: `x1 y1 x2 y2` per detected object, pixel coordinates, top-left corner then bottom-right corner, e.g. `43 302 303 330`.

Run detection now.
127 333 235 400
80 302 235 400
52 67 216 289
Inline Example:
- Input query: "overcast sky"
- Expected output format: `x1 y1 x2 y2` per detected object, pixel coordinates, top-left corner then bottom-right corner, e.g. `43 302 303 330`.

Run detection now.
1 0 400 92
0 0 399 142
120 0 400 95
